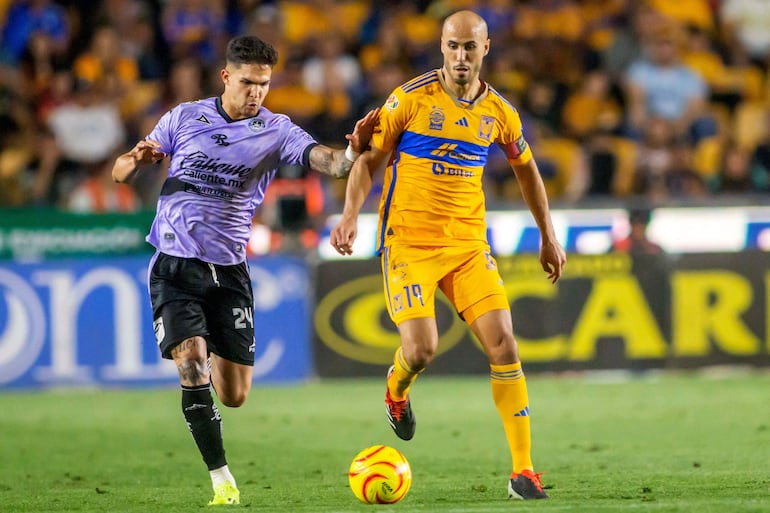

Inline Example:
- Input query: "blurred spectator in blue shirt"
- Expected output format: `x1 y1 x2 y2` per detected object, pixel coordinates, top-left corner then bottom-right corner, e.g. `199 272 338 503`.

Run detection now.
1 0 69 65
161 0 225 67
624 22 715 144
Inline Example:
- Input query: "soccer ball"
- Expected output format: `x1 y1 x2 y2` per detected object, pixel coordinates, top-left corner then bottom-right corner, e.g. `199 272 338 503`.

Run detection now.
348 445 412 504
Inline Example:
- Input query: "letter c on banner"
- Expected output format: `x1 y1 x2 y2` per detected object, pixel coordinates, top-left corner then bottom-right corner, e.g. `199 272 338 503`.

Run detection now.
0 269 46 384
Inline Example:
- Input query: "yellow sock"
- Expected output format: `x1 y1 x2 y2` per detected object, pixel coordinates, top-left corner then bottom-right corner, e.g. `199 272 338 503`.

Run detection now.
387 347 421 401
490 362 533 474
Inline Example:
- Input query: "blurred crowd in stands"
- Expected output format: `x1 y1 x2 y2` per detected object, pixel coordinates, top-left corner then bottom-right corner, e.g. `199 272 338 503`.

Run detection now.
1 0 770 237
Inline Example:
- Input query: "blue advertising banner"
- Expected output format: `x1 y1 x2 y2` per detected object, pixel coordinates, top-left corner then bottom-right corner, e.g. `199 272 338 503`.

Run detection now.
0 255 310 388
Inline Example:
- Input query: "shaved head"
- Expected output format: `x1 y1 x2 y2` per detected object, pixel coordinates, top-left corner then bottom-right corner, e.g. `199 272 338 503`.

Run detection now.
442 10 489 41
440 10 490 92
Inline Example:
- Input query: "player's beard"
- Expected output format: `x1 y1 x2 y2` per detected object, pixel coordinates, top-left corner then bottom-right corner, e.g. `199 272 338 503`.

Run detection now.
453 74 469 86
447 64 474 86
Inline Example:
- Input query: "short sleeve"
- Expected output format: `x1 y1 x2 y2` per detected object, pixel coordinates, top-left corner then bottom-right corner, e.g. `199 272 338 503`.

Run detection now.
146 108 176 154
496 101 532 165
279 122 318 167
371 88 410 153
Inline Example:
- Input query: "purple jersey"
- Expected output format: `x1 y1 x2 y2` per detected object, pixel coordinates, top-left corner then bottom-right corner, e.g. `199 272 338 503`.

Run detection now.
146 97 317 264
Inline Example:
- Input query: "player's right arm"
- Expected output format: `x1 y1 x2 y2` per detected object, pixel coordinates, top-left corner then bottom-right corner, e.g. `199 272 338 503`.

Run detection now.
112 139 166 183
113 107 175 183
331 86 408 255
329 144 390 256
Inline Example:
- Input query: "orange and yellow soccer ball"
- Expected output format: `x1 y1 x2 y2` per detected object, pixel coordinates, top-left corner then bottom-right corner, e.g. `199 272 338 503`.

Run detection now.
348 445 412 504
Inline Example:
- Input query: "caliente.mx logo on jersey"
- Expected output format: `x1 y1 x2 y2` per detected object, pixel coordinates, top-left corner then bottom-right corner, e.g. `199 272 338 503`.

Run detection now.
180 151 252 190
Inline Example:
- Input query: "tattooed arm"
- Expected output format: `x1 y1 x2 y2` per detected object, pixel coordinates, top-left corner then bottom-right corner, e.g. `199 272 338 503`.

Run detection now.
307 109 379 178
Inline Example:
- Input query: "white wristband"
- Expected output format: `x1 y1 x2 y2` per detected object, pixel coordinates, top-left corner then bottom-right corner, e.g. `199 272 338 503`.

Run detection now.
344 144 360 162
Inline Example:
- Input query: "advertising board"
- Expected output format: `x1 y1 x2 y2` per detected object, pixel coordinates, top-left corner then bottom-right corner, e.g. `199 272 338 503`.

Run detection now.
317 206 770 259
0 255 310 388
313 252 770 376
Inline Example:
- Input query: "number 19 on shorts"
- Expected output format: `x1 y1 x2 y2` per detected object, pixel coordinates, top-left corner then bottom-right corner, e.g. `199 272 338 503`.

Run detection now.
392 284 424 314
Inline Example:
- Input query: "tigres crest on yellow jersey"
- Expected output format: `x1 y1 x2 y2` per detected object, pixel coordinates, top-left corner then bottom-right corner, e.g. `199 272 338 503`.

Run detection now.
372 69 532 253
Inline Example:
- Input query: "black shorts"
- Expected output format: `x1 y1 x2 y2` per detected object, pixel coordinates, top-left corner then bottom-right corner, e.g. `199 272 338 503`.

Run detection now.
149 252 255 366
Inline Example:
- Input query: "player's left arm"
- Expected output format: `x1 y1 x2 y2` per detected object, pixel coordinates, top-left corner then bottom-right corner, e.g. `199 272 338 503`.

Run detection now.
511 158 567 283
497 99 566 282
308 108 379 178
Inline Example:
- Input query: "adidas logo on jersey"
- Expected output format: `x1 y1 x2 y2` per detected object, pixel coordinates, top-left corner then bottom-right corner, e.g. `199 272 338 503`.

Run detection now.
455 117 469 127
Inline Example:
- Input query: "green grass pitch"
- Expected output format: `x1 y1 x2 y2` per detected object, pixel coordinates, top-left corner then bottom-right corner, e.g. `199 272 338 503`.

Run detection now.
1 371 768 512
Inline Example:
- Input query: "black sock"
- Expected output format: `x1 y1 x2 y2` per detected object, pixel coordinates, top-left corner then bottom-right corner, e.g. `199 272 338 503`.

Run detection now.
181 384 226 470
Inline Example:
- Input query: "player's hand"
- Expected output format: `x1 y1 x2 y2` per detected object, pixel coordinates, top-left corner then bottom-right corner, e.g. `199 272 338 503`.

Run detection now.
540 239 566 283
346 109 380 154
330 216 358 256
129 139 166 165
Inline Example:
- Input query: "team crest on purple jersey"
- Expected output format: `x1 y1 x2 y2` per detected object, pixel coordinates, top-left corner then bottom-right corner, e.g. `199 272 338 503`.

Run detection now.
248 118 265 132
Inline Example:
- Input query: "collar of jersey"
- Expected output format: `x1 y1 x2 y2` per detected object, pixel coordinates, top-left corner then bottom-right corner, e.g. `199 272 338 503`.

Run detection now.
437 68 489 109
216 96 262 123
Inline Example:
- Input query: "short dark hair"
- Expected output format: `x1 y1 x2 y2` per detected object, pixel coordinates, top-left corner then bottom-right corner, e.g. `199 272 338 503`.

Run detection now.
225 36 278 67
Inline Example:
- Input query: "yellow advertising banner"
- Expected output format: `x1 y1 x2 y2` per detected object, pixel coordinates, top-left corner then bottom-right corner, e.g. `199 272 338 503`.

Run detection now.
313 253 770 376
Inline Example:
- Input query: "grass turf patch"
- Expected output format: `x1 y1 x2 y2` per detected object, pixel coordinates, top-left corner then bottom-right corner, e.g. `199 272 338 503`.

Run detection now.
0 371 768 512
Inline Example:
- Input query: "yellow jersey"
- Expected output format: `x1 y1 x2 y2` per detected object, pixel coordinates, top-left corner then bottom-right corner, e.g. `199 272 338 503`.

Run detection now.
372 68 532 253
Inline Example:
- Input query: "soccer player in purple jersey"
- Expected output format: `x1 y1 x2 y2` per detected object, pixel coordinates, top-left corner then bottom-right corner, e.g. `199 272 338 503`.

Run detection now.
111 35 378 506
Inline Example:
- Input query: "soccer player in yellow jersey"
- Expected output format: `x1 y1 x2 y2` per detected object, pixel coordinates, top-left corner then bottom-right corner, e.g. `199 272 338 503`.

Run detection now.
330 10 566 500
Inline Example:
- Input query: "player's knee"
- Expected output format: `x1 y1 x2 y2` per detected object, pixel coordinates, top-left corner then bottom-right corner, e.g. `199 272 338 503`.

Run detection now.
215 379 251 407
177 358 210 385
220 389 248 408
405 345 436 370
486 333 519 365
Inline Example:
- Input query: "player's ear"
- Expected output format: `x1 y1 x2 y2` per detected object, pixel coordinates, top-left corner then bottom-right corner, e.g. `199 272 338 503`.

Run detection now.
484 39 490 56
221 68 230 85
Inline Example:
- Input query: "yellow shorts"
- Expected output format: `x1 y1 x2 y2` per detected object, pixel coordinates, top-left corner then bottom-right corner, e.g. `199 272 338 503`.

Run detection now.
381 243 510 327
